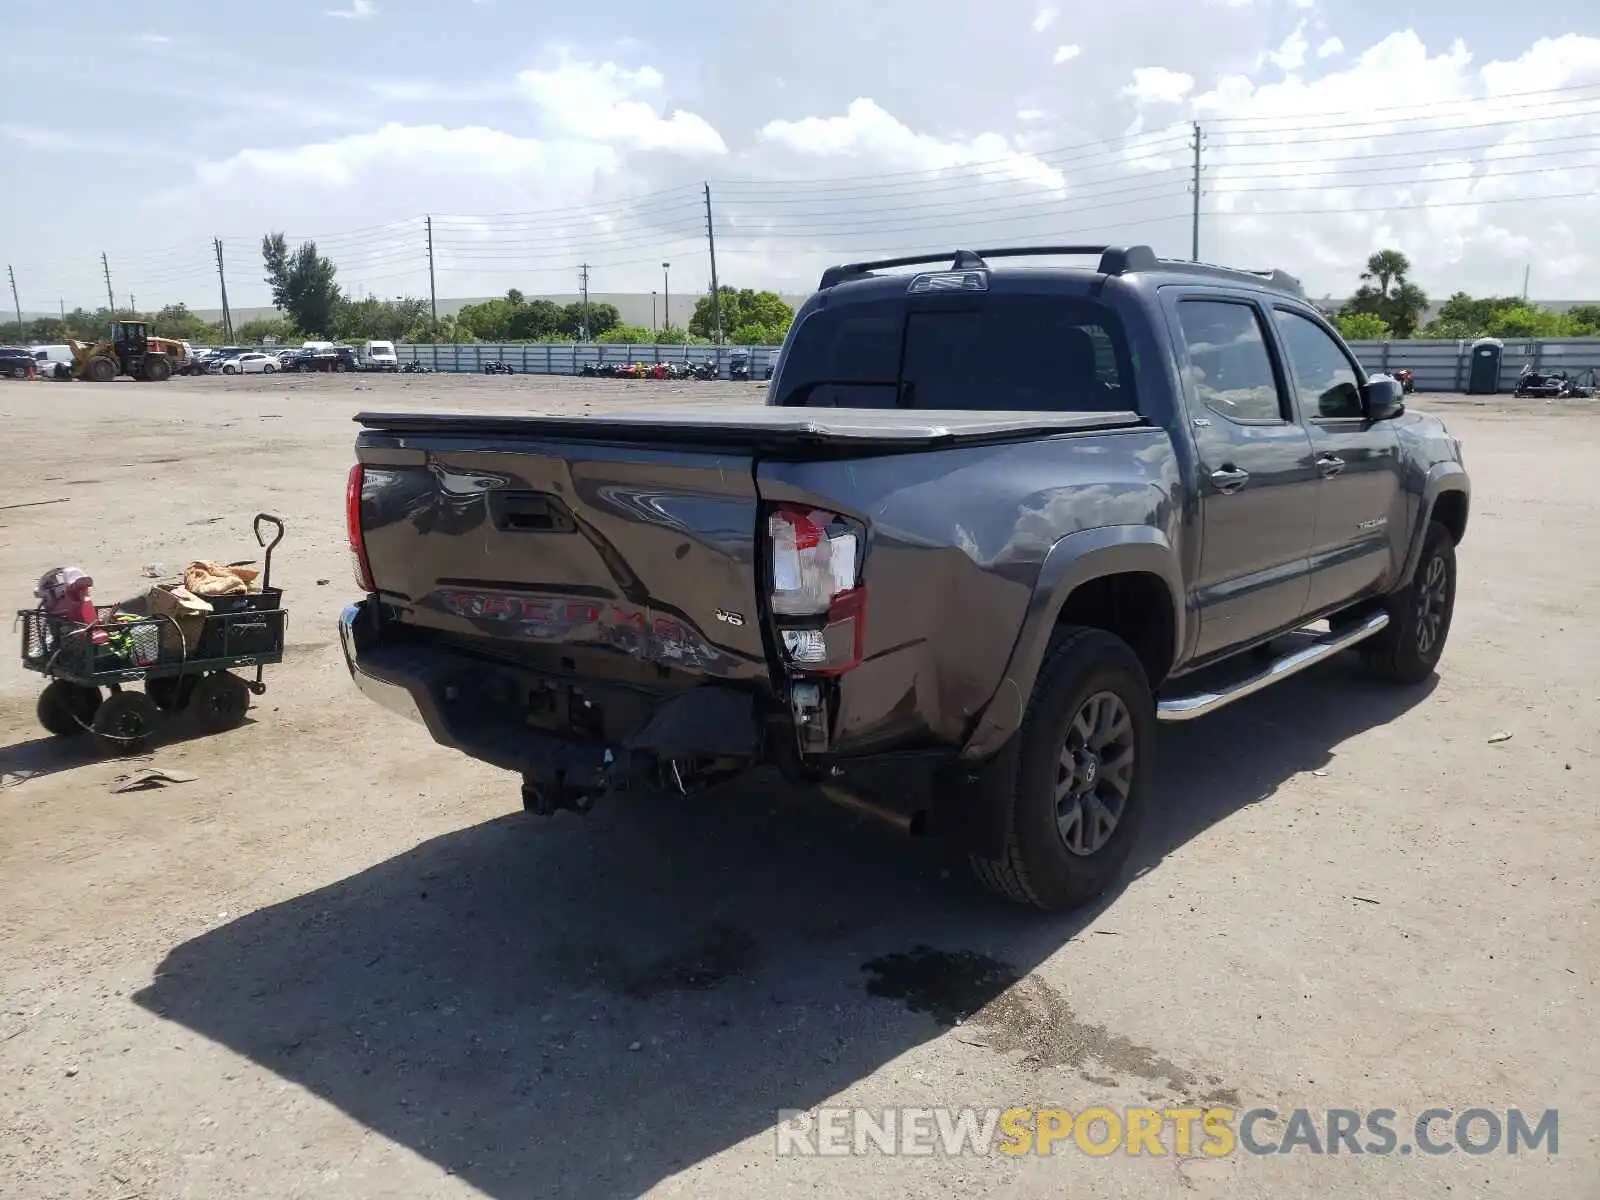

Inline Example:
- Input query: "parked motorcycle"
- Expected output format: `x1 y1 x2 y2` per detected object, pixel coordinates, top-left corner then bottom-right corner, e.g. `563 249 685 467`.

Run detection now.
400 361 434 374
690 361 718 381
1513 364 1570 398
482 361 515 376
1392 368 1415 394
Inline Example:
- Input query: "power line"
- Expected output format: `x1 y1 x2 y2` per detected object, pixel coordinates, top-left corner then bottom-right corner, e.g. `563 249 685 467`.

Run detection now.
1197 79 1600 127
1207 187 1600 218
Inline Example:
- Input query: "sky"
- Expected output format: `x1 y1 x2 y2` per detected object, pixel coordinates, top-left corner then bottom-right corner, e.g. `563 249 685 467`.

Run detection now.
2 0 1598 315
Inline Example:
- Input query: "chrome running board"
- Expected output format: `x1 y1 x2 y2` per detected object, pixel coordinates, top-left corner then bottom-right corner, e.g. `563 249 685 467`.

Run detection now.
1156 611 1390 723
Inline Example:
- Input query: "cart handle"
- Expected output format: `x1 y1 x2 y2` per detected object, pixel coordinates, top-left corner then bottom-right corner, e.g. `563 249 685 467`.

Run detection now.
254 513 285 590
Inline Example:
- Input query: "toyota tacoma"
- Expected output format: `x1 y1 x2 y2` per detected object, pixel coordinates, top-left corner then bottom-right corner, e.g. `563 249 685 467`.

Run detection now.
337 244 1469 911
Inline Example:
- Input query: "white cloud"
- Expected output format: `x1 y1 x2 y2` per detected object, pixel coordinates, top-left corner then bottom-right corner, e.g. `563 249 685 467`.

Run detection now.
139 33 172 44
2 123 185 160
516 59 727 154
759 98 1065 191
1054 44 1082 65
1016 109 1046 121
1032 5 1057 33
325 0 376 18
1122 67 1196 104
1315 37 1343 60
1263 25 1309 72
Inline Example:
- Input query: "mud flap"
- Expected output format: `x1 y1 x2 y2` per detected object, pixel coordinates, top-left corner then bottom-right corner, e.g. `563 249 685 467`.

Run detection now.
932 735 1023 860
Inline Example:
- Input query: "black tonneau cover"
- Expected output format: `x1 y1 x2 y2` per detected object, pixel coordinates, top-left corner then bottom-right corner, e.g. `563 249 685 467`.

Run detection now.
354 405 1144 452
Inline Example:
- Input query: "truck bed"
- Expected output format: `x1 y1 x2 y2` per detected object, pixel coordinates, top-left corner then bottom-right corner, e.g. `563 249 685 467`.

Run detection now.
353 406 1144 454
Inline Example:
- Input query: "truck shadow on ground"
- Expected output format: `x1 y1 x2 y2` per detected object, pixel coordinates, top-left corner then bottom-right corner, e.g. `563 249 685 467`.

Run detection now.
134 655 1433 1198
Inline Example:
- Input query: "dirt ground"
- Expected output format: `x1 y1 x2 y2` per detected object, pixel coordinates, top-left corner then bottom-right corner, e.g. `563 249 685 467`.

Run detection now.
1 374 1596 1199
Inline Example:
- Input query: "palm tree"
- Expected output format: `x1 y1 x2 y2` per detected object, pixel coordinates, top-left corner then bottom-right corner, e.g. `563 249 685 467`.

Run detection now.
1361 250 1412 300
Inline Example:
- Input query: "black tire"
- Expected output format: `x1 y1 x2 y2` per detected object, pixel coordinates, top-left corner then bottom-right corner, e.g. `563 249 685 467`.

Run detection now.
143 355 172 382
145 675 197 714
190 671 250 733
92 690 162 755
223 364 237 375
85 356 117 383
37 680 102 737
263 363 275 374
969 627 1155 911
10 364 26 380
1360 520 1457 684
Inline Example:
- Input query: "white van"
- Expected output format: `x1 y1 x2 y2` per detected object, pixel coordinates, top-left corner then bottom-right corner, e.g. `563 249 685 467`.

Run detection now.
359 340 398 371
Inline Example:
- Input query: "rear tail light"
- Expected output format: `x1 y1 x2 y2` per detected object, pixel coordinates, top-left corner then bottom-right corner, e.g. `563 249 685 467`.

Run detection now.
767 504 866 674
346 464 375 592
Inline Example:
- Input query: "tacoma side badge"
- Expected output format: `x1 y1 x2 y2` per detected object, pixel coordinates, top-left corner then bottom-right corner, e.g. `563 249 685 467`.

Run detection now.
715 609 745 627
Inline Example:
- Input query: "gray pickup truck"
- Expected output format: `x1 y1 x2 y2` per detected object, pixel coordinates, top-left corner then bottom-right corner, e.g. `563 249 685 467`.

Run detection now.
337 244 1469 911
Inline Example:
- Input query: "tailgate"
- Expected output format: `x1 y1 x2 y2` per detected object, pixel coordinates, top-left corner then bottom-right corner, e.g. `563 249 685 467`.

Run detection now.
356 435 769 682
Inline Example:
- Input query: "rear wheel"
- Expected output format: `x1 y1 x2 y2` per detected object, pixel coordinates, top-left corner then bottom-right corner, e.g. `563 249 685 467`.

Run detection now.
190 671 251 733
37 681 102 737
143 355 172 382
85 356 117 383
263 363 276 374
10 364 27 380
223 364 237 375
969 627 1154 911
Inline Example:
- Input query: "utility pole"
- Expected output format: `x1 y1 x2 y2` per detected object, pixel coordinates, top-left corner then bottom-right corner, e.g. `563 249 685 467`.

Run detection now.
662 261 671 331
7 265 22 342
703 183 723 343
59 299 65 323
213 238 234 342
101 252 115 313
652 290 658 333
426 215 438 338
1189 122 1204 262
578 263 591 341
129 294 136 315
1521 264 1530 301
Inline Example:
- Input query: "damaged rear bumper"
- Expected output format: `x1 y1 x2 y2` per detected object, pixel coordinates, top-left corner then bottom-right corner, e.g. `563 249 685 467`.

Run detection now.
337 601 762 788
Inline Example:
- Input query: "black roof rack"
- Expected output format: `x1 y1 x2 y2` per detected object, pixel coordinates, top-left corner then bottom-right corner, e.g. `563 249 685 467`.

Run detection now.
816 244 1304 297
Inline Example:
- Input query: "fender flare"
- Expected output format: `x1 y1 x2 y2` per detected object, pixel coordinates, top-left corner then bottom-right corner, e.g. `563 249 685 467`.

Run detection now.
958 525 1185 764
1400 464 1470 586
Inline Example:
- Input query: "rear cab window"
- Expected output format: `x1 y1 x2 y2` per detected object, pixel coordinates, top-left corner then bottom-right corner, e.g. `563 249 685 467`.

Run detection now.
772 292 1137 413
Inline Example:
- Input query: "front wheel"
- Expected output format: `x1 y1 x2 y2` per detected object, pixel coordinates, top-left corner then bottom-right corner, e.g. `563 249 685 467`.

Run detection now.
37 680 102 736
263 364 276 374
1360 520 1457 684
969 626 1154 911
92 690 162 755
223 364 237 375
190 671 250 733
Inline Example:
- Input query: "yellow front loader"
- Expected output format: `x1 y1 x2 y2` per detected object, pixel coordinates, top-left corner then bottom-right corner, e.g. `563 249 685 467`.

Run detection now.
71 320 178 382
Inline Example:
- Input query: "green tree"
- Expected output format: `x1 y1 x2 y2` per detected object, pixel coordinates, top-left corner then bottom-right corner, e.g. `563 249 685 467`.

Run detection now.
455 297 516 341
689 287 794 343
508 298 564 341
1335 312 1391 340
261 232 343 336
332 296 431 342
150 303 224 343
594 323 656 344
652 324 700 345
1483 304 1573 339
1341 250 1428 339
235 316 299 344
560 302 619 340
1564 304 1600 335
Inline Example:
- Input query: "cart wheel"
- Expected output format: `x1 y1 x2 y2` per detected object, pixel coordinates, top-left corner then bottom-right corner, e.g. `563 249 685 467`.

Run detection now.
191 671 251 733
92 691 162 755
146 676 197 714
37 680 102 737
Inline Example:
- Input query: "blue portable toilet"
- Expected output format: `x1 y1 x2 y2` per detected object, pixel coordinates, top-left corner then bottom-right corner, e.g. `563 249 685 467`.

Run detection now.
1466 337 1503 395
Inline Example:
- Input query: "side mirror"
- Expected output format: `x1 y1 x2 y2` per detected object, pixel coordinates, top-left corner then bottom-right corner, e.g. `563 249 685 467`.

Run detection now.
1362 375 1406 421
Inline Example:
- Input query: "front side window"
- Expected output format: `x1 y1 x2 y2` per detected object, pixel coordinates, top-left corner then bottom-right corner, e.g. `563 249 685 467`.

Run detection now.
1175 300 1285 423
1273 309 1364 419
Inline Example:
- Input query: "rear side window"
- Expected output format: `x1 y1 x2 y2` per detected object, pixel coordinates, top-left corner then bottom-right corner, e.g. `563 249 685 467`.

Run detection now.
773 295 1134 413
1175 300 1286 423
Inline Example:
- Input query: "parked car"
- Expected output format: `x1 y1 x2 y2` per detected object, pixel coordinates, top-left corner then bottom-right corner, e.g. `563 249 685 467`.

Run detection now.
30 344 75 380
222 352 277 375
0 347 38 379
337 243 1470 912
205 347 250 373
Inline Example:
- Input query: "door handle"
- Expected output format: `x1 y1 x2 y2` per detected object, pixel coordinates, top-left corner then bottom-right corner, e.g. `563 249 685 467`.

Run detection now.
1317 454 1346 477
1210 466 1250 494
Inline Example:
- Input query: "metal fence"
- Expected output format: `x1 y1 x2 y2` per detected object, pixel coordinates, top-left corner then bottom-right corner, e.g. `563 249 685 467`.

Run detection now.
394 342 783 379
388 337 1600 392
1344 338 1600 393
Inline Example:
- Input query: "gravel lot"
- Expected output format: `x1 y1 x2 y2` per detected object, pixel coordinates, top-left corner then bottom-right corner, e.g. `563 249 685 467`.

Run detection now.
1 374 1596 1199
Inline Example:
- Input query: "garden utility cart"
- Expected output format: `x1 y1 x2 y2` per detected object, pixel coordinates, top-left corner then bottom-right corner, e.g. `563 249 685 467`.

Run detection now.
18 515 288 755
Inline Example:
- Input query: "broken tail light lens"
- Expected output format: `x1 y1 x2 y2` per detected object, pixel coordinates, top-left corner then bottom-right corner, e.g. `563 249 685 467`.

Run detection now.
768 504 865 674
346 464 375 592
